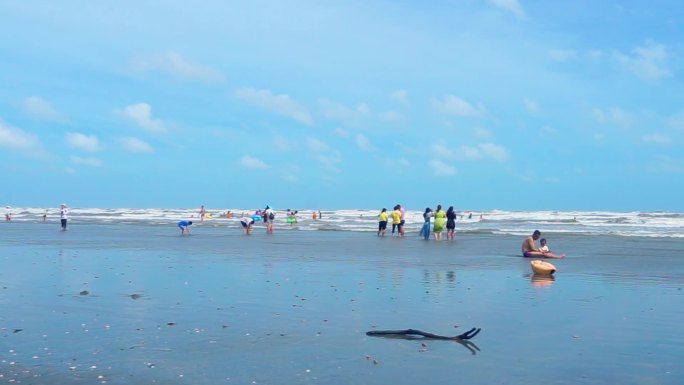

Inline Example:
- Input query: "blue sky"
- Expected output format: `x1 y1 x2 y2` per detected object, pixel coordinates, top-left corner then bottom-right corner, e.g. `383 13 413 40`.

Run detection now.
1 0 683 211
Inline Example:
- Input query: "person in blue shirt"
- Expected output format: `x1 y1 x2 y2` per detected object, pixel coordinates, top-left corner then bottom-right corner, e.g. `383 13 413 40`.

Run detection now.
178 220 193 235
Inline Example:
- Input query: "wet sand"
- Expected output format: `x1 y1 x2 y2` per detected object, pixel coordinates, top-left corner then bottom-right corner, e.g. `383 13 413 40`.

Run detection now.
1 222 683 384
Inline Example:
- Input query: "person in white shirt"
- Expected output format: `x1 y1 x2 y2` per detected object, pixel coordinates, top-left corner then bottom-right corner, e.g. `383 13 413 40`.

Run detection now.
60 204 69 230
240 215 254 235
539 238 550 253
263 205 274 234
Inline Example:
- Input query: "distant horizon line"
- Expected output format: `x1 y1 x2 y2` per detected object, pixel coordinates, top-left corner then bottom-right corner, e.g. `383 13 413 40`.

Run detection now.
3 206 681 213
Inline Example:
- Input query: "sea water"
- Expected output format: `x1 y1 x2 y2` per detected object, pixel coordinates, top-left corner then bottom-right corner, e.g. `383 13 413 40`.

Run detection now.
0 214 683 384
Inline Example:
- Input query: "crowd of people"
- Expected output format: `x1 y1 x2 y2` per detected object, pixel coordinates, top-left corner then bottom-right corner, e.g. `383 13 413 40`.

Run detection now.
4 202 563 259
182 204 564 259
378 204 459 241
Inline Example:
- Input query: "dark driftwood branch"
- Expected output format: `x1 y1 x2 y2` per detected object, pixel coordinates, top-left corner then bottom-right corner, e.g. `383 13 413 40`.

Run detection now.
366 327 481 340
365 327 482 355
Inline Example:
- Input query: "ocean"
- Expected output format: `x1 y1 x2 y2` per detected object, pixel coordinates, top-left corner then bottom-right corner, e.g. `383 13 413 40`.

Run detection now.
1 208 683 384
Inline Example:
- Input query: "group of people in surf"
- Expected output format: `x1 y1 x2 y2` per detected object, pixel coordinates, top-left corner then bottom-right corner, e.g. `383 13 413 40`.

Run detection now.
377 204 459 241
377 206 565 258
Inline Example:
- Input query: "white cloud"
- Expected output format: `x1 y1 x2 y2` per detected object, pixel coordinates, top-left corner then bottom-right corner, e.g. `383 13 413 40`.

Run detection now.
314 152 342 174
479 143 509 161
281 164 300 182
130 52 224 82
593 107 633 127
272 134 298 151
642 133 672 146
432 143 456 160
306 137 329 152
432 95 484 117
355 133 372 151
317 98 371 125
646 155 683 174
0 119 41 152
615 42 671 81
70 156 102 167
428 159 456 176
235 88 312 125
474 127 493 138
119 103 166 133
307 137 342 174
65 132 100 152
541 126 558 135
460 143 509 162
239 155 268 170
490 0 526 19
524 99 539 113
548 49 578 62
588 50 605 59
334 128 350 138
390 90 408 105
119 137 154 153
666 111 684 131
22 96 66 122
380 110 403 122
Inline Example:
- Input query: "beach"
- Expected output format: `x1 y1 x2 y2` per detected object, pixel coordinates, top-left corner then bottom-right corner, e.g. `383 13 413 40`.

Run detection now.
1 213 683 384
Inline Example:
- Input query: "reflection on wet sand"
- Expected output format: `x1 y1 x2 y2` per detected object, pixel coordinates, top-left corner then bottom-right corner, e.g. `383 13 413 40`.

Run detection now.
530 274 555 288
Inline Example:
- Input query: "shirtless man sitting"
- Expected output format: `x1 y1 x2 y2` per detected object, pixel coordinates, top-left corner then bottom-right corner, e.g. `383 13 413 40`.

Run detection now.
522 230 564 259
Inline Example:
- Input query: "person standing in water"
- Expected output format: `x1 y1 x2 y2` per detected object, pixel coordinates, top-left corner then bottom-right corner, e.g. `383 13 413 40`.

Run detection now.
178 220 193 235
199 205 206 222
433 204 446 240
264 205 274 233
5 206 11 221
240 215 254 235
419 207 433 240
446 206 457 241
59 204 69 230
398 204 406 237
390 205 402 237
377 208 388 237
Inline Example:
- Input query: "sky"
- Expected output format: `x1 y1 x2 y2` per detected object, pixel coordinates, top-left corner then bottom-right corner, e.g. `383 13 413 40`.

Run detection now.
1 0 683 211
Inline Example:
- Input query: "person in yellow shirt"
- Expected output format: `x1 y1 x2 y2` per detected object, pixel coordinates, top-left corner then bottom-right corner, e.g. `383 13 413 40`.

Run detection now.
377 208 388 236
391 205 402 237
433 204 446 240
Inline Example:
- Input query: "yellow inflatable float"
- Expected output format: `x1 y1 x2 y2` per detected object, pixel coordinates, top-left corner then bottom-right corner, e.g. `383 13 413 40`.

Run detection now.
530 260 556 275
